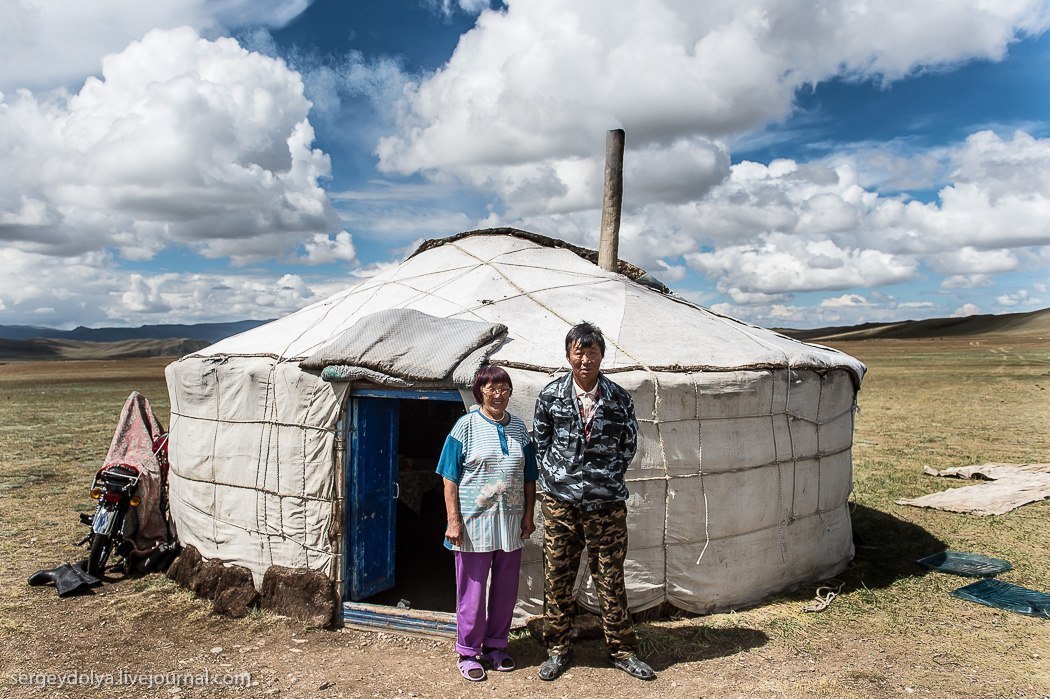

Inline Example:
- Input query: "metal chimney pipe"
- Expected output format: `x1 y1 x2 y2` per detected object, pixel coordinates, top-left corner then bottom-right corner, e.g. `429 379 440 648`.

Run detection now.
598 129 625 272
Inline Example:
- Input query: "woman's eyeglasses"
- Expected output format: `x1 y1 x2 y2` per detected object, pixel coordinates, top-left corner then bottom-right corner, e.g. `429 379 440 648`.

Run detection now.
482 387 512 396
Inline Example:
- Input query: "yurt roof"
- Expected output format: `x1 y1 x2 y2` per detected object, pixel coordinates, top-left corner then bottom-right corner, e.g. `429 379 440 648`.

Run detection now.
198 228 865 383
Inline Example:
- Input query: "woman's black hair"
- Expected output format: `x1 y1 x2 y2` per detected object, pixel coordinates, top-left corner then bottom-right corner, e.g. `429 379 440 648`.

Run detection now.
564 321 605 356
471 365 513 404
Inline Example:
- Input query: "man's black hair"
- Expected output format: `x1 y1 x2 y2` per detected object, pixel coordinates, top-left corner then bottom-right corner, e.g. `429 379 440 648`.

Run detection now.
565 321 605 356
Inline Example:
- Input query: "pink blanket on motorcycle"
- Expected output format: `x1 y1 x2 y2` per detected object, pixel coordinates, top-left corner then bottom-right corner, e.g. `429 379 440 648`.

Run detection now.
102 391 169 556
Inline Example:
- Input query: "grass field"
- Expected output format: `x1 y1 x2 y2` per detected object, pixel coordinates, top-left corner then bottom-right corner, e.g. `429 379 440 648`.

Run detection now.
768 336 1050 697
0 339 1048 698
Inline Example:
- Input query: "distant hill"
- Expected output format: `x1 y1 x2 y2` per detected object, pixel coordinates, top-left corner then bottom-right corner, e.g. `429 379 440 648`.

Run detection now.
0 319 272 343
0 337 210 361
0 319 270 361
777 307 1050 342
2 308 1046 361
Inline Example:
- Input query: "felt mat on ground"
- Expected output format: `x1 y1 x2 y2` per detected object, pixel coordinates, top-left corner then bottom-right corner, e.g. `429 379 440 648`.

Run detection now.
951 578 1050 619
897 463 1050 515
917 551 1012 577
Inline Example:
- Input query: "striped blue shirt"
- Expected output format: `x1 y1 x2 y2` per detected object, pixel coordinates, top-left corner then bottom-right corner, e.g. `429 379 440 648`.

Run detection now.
436 407 538 552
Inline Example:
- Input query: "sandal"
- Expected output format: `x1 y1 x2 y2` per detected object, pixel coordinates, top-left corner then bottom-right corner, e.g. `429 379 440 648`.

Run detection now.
481 648 516 672
457 656 487 682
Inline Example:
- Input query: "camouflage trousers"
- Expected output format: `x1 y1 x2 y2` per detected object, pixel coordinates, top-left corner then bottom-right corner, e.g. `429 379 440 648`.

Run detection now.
541 495 636 659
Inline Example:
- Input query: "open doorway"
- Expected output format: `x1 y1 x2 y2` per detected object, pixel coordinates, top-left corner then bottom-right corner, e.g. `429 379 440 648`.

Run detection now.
344 388 466 615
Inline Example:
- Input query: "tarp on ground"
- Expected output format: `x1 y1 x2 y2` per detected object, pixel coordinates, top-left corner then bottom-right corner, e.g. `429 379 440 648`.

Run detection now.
897 463 1050 515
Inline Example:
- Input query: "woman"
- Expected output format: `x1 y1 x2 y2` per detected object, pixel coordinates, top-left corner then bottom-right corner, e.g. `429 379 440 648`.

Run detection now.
436 365 537 682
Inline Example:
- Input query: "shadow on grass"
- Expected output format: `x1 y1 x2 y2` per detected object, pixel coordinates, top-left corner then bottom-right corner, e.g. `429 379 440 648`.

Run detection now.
506 504 937 672
758 503 947 609
843 503 946 591
635 624 767 670
516 614 767 671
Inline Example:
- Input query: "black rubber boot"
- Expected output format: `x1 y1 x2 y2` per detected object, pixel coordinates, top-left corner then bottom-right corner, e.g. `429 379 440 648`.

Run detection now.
27 567 58 586
54 563 100 596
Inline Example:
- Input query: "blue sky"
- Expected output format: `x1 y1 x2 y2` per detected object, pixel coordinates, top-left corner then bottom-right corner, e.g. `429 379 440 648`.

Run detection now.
1 1 1048 329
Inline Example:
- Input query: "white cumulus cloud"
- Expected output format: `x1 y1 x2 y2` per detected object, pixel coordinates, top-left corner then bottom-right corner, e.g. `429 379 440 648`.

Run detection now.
377 0 1049 176
941 274 993 289
4 1 1050 329
821 293 873 309
122 273 173 313
0 246 338 327
640 132 1050 303
953 303 981 317
930 247 1019 276
995 289 1043 308
684 233 919 296
363 0 1050 318
0 0 311 91
299 231 358 265
0 27 346 262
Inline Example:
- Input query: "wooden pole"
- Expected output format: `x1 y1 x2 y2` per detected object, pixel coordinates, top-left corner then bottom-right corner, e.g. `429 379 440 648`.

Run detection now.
598 129 625 272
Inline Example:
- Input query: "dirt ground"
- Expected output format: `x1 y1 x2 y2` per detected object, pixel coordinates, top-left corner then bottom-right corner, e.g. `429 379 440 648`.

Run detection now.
5 572 1038 699
1 343 1049 699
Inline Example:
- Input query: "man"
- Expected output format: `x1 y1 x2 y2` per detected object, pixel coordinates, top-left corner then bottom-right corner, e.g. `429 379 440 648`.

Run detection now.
532 321 656 681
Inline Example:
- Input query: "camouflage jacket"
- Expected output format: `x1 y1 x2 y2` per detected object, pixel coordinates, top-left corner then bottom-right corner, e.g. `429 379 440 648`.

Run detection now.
533 372 638 510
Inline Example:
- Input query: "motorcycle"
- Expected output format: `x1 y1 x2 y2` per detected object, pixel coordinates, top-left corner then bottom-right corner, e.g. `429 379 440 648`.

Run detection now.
78 463 142 575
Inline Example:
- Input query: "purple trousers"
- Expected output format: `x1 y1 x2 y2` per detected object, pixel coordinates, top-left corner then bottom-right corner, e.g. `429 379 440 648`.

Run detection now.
454 548 523 657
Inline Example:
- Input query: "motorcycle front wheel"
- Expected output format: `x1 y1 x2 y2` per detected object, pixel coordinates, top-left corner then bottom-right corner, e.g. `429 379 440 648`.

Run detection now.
88 534 112 575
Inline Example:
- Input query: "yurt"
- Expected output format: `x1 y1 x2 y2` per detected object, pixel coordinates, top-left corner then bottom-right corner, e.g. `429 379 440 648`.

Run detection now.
165 228 865 627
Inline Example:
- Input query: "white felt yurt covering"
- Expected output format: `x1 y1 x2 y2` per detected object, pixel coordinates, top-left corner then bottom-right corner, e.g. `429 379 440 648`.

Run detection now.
166 229 866 617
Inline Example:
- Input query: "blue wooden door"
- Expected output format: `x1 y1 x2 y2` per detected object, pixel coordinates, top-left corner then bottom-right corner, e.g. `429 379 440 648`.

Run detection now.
346 397 399 601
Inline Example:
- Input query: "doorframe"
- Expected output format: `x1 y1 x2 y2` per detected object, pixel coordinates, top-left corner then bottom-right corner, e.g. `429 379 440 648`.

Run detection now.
350 387 464 402
339 384 464 636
